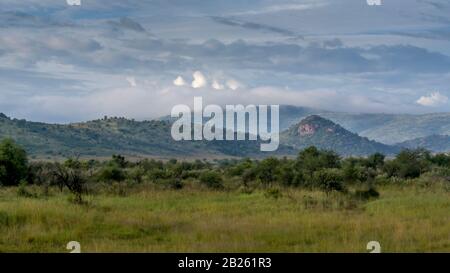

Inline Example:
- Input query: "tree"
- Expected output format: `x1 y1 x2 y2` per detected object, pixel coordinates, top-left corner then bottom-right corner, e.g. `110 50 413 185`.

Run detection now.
312 168 345 194
431 153 450 167
365 153 385 169
111 154 127 168
97 164 126 182
296 146 340 175
0 139 28 186
199 170 224 189
53 164 86 204
384 148 431 179
256 157 280 186
279 163 295 186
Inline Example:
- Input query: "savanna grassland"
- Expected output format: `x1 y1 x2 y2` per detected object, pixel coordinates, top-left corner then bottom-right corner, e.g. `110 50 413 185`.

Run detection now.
0 139 449 252
0 183 449 253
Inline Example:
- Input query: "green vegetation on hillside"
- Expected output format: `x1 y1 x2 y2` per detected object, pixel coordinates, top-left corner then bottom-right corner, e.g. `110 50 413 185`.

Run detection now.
275 106 450 145
399 135 450 152
0 115 287 158
281 115 399 156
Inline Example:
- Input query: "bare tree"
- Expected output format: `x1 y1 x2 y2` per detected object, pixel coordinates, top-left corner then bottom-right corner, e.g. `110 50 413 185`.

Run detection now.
53 164 86 204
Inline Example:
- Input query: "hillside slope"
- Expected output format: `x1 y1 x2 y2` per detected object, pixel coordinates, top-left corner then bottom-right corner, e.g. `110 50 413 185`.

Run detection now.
280 115 399 156
0 114 293 158
273 107 450 144
398 135 450 153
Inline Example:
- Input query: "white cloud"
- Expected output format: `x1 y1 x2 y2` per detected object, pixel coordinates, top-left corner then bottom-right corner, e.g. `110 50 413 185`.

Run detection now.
416 92 448 107
126 76 137 87
226 79 241 90
211 80 225 90
66 0 81 6
192 71 207 89
173 76 186 86
228 2 328 16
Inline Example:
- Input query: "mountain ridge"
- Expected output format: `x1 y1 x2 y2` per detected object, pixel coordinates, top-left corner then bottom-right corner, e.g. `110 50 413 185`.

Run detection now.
1 109 449 158
398 134 450 153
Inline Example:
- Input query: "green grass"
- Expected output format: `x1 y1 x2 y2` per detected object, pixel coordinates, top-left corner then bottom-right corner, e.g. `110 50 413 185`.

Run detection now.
0 185 448 252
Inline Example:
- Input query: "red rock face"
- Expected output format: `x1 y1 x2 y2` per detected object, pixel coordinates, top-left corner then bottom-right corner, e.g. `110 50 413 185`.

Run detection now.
299 123 316 136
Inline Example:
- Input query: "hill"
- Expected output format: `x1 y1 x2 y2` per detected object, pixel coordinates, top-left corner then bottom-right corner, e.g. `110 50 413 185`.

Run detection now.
272 106 450 145
280 115 399 156
0 114 293 158
398 135 450 153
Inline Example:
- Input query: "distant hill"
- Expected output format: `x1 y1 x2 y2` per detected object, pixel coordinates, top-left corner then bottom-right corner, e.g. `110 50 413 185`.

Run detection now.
2 111 448 158
280 115 399 156
398 135 450 153
158 106 450 145
273 106 450 145
0 114 293 159
323 113 450 145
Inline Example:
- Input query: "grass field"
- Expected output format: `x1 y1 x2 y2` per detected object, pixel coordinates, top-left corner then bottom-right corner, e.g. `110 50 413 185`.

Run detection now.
0 183 448 253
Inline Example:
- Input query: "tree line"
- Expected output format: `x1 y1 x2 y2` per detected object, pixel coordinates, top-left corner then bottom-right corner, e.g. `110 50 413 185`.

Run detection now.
1 138 449 203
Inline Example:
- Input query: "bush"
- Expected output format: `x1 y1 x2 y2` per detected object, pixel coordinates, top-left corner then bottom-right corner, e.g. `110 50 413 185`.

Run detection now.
431 153 450 167
227 160 250 176
127 166 145 184
312 168 345 194
365 153 385 169
296 147 340 175
97 164 126 182
53 164 86 204
242 168 257 185
256 157 280 186
384 149 431 179
17 180 35 198
199 171 224 189
279 164 295 186
0 139 28 186
168 178 184 190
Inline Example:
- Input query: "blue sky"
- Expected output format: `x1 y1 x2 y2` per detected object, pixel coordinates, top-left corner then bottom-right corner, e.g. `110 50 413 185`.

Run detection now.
0 0 450 123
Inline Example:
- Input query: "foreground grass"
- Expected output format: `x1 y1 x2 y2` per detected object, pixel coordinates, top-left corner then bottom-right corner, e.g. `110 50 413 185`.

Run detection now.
0 185 449 252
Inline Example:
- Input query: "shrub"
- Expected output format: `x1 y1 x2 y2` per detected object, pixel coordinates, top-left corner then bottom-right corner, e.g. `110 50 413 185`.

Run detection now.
17 180 35 198
168 178 184 190
227 158 253 176
242 168 257 185
296 147 340 175
127 166 145 184
0 139 28 186
312 168 345 194
430 153 450 167
279 164 295 186
384 149 431 179
111 154 128 168
256 157 280 186
365 153 385 169
97 164 126 182
199 171 224 189
53 164 86 204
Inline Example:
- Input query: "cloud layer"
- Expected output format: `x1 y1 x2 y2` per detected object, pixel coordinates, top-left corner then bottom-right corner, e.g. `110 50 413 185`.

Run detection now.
0 0 450 122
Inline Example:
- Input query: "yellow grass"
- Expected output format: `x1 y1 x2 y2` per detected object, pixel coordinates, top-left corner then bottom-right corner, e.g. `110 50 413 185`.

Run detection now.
0 185 448 252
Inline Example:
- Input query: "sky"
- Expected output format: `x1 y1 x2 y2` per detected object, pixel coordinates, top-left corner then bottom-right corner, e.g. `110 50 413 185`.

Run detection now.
0 0 450 123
